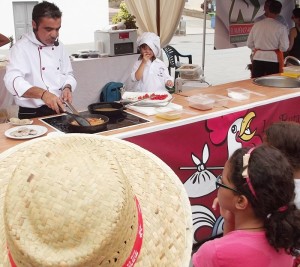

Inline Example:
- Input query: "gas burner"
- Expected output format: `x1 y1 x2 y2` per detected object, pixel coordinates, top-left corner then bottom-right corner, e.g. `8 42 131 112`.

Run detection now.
40 111 150 134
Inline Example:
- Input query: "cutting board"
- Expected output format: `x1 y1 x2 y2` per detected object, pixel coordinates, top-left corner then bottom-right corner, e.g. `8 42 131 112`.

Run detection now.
127 103 183 116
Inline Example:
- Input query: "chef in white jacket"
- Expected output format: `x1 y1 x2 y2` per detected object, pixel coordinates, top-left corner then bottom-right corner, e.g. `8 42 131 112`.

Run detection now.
130 32 173 92
4 1 77 119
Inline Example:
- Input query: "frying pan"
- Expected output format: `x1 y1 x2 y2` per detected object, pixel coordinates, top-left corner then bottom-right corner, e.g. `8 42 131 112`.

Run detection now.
66 114 109 133
88 102 124 118
88 98 153 118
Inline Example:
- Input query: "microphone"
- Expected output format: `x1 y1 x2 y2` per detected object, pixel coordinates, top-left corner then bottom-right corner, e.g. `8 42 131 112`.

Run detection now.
54 39 59 46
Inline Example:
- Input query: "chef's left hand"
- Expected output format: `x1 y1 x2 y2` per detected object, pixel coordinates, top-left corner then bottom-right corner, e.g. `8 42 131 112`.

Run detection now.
61 87 72 103
165 80 174 88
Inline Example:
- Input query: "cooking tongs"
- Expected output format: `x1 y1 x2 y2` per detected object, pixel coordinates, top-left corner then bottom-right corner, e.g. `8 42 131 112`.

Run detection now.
64 100 80 115
61 101 91 126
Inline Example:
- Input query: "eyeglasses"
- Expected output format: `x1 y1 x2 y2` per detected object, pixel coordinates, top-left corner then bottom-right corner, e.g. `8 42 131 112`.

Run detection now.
215 175 241 194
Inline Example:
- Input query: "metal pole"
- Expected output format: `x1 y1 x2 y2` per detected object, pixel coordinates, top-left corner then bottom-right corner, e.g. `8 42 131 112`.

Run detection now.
202 0 207 74
156 0 160 36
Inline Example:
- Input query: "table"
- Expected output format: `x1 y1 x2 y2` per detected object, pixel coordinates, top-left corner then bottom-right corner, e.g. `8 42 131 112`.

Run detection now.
1 78 300 245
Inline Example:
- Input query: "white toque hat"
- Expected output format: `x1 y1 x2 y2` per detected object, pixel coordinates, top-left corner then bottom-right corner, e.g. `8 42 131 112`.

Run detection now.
0 134 192 267
137 32 161 57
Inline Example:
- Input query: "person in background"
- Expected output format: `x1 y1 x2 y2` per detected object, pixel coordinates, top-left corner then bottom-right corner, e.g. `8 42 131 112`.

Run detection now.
4 1 76 119
247 0 289 78
130 32 173 92
0 33 10 47
193 145 300 267
254 0 288 29
287 8 300 60
264 121 300 209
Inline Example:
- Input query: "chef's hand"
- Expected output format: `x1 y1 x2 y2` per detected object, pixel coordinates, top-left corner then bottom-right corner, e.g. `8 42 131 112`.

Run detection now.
165 80 174 88
142 52 152 63
61 87 72 103
42 90 65 114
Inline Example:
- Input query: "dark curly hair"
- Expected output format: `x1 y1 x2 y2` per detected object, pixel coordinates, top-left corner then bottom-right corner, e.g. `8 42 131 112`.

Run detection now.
32 1 62 27
228 145 300 255
265 121 300 171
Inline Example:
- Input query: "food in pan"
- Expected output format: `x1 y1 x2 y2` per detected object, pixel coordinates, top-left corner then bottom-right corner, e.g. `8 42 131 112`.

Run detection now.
10 127 37 137
70 117 105 126
94 107 118 112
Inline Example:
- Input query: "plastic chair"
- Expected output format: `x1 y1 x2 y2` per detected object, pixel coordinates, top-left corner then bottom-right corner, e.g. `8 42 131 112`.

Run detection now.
163 45 192 79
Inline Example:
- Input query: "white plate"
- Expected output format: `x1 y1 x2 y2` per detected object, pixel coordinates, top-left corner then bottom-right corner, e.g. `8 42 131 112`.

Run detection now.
122 92 172 106
5 125 48 140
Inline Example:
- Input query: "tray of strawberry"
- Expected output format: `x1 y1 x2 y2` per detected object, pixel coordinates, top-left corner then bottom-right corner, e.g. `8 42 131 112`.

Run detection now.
121 92 172 106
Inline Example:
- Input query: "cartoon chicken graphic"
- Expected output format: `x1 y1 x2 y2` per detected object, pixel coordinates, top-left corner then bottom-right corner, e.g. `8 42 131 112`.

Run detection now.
181 110 262 243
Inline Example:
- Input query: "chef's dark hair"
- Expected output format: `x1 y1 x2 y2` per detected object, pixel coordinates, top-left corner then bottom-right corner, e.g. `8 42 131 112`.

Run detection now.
32 1 62 29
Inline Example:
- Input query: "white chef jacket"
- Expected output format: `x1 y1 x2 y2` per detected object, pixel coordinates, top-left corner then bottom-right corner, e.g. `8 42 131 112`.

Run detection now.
4 32 77 108
130 58 173 92
295 178 300 209
247 18 289 63
254 14 289 30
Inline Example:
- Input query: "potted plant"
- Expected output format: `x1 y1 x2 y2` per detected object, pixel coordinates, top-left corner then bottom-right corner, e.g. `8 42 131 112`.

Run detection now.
112 1 138 29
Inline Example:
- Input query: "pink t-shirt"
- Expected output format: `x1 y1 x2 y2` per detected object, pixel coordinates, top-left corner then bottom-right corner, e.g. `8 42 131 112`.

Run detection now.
192 230 293 267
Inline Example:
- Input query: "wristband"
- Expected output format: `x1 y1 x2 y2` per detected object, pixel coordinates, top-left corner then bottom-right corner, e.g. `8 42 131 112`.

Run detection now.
41 90 47 100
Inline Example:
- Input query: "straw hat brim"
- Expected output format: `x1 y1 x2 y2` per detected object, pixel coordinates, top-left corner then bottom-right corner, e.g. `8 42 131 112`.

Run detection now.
0 134 192 267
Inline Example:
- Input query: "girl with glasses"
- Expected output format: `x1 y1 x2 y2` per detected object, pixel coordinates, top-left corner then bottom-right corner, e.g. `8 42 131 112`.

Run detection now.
193 145 300 267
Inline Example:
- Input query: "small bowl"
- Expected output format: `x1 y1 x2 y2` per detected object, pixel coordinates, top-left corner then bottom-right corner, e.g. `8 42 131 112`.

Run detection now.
187 95 215 110
227 87 250 100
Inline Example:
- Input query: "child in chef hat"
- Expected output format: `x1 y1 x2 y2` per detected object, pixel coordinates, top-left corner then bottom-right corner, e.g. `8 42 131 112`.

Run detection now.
130 32 173 92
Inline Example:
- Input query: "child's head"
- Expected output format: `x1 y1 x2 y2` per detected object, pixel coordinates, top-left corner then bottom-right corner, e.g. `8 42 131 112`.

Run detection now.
292 8 300 21
264 121 300 172
137 32 161 58
222 145 300 253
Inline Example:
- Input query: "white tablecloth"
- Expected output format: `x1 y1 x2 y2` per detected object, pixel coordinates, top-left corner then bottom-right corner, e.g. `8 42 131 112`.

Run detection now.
72 54 138 110
0 54 138 111
0 65 14 109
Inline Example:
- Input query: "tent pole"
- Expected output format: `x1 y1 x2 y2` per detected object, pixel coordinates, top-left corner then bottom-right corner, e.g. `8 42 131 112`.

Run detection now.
202 0 207 75
156 0 160 36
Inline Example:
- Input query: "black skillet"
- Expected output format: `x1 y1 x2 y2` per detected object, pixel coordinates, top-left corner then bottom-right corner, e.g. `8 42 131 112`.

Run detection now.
66 113 109 133
88 102 125 118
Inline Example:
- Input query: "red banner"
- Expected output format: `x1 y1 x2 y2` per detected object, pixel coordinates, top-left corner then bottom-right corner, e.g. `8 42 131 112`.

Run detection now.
126 96 300 243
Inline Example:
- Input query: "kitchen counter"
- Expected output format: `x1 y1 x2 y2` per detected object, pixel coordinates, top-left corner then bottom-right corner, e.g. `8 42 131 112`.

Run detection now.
1 77 300 245
1 77 300 152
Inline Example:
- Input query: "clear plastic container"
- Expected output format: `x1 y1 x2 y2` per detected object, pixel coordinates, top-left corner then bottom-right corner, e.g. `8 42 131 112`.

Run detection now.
283 66 300 78
187 95 215 110
205 94 229 107
176 64 202 79
155 107 183 120
227 87 250 100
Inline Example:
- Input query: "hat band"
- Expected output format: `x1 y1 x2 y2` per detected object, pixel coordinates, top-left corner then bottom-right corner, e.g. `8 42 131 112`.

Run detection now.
7 196 144 267
122 196 144 267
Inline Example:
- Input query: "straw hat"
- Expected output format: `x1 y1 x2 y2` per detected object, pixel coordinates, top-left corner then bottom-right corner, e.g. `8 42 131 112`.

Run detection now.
0 134 192 267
